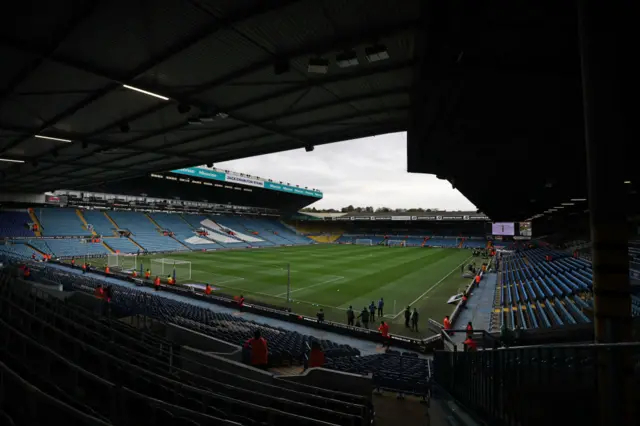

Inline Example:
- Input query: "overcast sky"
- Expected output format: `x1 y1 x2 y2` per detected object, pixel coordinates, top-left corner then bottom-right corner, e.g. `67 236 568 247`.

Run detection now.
216 132 476 211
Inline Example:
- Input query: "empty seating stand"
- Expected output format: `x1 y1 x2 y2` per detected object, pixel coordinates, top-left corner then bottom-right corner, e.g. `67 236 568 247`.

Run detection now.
0 211 34 237
0 265 372 426
35 208 86 236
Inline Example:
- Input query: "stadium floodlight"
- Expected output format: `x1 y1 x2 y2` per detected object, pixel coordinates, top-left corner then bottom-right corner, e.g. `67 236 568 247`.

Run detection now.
0 158 25 163
336 50 359 68
554 206 564 209
307 58 329 74
35 135 72 143
561 202 575 206
365 44 389 62
122 84 169 101
570 198 587 202
624 180 631 184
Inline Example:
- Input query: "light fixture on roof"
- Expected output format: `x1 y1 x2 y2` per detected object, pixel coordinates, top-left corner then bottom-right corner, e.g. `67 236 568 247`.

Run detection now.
122 84 169 101
624 180 631 184
336 50 359 68
365 44 389 63
35 135 72 143
561 202 575 206
554 206 564 209
0 158 25 163
570 198 587 201
307 58 329 74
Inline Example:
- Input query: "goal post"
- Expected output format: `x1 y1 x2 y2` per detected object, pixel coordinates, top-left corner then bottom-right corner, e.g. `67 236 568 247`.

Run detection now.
355 239 373 245
150 258 192 281
387 240 406 247
107 254 137 271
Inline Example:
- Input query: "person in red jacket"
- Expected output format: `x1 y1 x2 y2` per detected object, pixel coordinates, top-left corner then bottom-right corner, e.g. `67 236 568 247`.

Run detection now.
23 266 31 279
475 275 481 287
205 284 212 295
308 340 325 368
464 337 477 352
154 276 161 291
94 285 104 299
239 294 245 307
244 330 268 369
378 321 391 349
443 315 452 335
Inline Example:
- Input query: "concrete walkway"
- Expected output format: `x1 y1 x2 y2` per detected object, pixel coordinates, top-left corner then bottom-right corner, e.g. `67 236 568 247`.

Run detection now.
450 272 496 345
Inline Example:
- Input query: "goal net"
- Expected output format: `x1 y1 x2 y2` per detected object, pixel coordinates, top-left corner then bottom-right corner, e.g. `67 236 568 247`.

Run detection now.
107 254 137 271
388 240 406 247
355 239 373 245
150 258 192 281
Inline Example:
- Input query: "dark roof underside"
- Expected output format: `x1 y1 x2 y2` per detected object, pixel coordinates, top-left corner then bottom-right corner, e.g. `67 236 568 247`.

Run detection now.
0 0 415 192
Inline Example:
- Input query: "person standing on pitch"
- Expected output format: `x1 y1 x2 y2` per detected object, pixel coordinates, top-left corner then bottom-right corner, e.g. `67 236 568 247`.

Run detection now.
404 306 411 328
378 298 384 317
358 307 370 329
346 305 355 326
369 301 376 322
411 308 419 332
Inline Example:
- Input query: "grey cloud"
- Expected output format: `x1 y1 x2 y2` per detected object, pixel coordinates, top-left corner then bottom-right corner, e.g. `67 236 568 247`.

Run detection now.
217 132 476 211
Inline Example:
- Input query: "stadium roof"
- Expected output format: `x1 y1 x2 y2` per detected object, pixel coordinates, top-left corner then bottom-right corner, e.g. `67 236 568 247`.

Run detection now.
0 1 635 222
0 0 414 194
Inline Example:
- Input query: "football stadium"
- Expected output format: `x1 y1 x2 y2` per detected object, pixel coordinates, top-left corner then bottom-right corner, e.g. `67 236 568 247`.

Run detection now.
0 2 637 426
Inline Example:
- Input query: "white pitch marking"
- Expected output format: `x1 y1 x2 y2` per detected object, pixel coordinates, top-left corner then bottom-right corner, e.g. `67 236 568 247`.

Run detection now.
276 275 345 297
390 255 473 319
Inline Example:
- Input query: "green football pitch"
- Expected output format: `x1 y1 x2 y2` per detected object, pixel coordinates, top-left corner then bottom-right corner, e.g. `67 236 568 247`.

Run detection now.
103 245 473 338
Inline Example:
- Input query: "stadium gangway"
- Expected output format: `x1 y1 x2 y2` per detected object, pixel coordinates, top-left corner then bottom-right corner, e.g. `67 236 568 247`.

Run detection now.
526 302 539 328
506 281 513 305
517 305 527 329
545 300 564 326
553 297 577 325
550 275 572 295
535 301 552 328
564 297 590 323
500 280 505 307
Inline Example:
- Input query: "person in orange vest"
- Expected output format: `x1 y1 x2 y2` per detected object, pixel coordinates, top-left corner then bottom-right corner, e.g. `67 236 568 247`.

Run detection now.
464 336 477 351
42 254 47 262
71 257 75 267
308 340 325 368
167 275 174 285
145 269 151 280
23 266 31 279
481 264 486 273
131 270 137 278
238 294 245 308
82 262 87 274
466 321 473 338
94 285 104 299
378 321 391 349
205 284 212 295
154 276 161 291
243 330 269 369
475 274 481 287
443 315 452 335
105 266 110 274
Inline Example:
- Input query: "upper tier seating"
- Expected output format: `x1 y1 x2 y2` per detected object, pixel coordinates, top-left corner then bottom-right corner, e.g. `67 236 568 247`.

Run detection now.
82 210 116 236
0 266 371 426
0 211 34 237
35 208 85 236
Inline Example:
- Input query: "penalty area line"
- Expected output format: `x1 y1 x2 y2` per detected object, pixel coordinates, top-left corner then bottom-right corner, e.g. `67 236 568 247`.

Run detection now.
390 255 473 319
276 275 345 297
